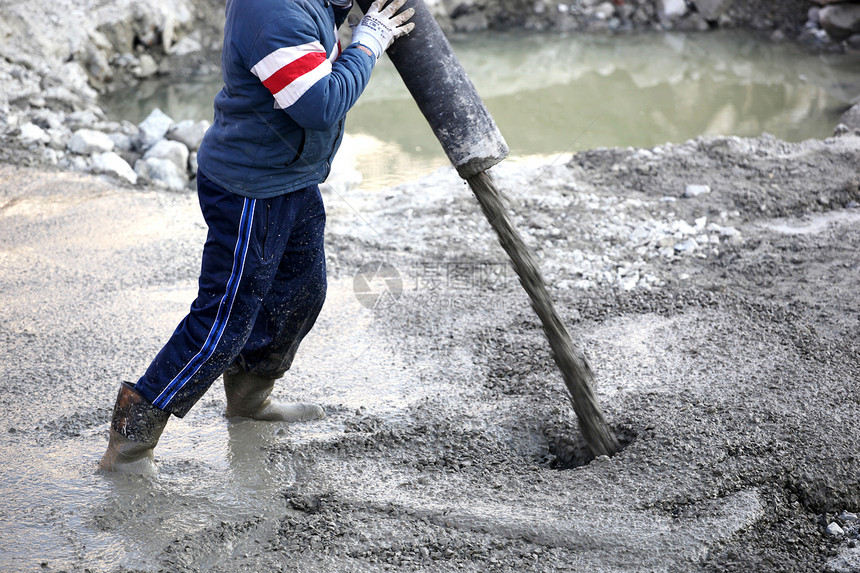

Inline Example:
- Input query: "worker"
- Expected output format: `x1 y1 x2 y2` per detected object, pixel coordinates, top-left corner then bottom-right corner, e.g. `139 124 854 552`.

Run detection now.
99 0 415 475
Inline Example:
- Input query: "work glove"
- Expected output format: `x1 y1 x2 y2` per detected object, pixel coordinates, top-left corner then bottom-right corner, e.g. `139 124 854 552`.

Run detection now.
349 0 416 60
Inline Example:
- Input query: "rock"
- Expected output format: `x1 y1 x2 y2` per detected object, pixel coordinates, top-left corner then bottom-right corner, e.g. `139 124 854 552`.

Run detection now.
839 103 860 130
133 54 159 79
108 132 134 152
81 43 112 85
658 0 687 21
674 238 699 253
28 110 62 132
18 123 51 145
67 129 115 155
131 2 186 51
189 151 198 176
44 62 98 107
840 511 859 523
834 123 851 137
113 53 138 69
135 157 189 191
144 139 190 171
720 226 742 245
619 273 639 291
166 119 210 151
64 109 102 131
40 147 61 165
47 127 70 150
27 94 47 108
827 522 846 537
161 12 176 52
592 2 616 20
136 108 174 150
61 154 91 172
684 184 711 198
692 0 733 21
672 219 698 236
169 33 203 57
676 11 711 31
820 4 860 42
91 151 137 184
2 112 20 130
42 87 86 112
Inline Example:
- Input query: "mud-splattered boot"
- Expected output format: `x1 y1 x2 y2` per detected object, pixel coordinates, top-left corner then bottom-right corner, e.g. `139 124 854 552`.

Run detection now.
98 382 170 476
224 371 325 422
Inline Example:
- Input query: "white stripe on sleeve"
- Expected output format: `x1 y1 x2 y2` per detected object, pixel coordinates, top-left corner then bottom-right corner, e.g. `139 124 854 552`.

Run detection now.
251 41 327 82
272 59 333 109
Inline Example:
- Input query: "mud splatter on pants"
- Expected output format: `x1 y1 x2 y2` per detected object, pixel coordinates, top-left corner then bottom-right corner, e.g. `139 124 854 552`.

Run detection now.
135 170 327 417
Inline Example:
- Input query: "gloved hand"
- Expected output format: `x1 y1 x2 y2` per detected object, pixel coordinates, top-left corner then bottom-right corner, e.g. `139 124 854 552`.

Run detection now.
349 0 416 60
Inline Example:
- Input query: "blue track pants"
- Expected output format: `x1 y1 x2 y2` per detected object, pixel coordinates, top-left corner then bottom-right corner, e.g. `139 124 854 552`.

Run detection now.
135 170 327 417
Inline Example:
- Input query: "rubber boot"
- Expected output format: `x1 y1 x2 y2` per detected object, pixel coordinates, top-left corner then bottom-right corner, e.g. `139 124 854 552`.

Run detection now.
98 382 170 476
224 371 325 422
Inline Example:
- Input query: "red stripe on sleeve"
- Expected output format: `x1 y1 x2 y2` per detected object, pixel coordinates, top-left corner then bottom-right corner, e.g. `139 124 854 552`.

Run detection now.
261 51 328 95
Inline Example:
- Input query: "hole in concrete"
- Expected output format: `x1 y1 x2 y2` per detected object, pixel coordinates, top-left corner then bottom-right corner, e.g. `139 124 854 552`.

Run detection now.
546 425 637 470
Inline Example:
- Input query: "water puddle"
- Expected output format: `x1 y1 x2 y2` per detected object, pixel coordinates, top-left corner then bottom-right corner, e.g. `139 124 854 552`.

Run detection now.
0 390 284 571
0 277 458 571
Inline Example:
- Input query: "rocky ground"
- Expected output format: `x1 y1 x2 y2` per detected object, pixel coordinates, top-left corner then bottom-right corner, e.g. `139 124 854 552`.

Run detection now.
1 0 860 572
1 130 859 572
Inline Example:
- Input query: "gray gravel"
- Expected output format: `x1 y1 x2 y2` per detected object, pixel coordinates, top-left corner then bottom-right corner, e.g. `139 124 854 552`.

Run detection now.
1 128 858 571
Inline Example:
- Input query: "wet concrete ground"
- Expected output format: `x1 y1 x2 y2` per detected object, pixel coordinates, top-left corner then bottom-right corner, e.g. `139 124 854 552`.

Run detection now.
0 133 858 572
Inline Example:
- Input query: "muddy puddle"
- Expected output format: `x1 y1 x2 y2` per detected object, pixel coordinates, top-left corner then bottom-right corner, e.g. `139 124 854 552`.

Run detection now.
0 273 450 571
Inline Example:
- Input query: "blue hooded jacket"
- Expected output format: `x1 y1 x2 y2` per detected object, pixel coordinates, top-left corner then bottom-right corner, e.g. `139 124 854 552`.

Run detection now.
197 0 375 198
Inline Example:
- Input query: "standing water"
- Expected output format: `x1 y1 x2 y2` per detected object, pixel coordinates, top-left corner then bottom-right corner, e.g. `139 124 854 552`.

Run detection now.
101 30 860 189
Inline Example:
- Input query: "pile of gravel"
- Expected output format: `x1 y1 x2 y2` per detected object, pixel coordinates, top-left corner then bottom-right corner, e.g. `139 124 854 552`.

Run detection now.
9 105 207 191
